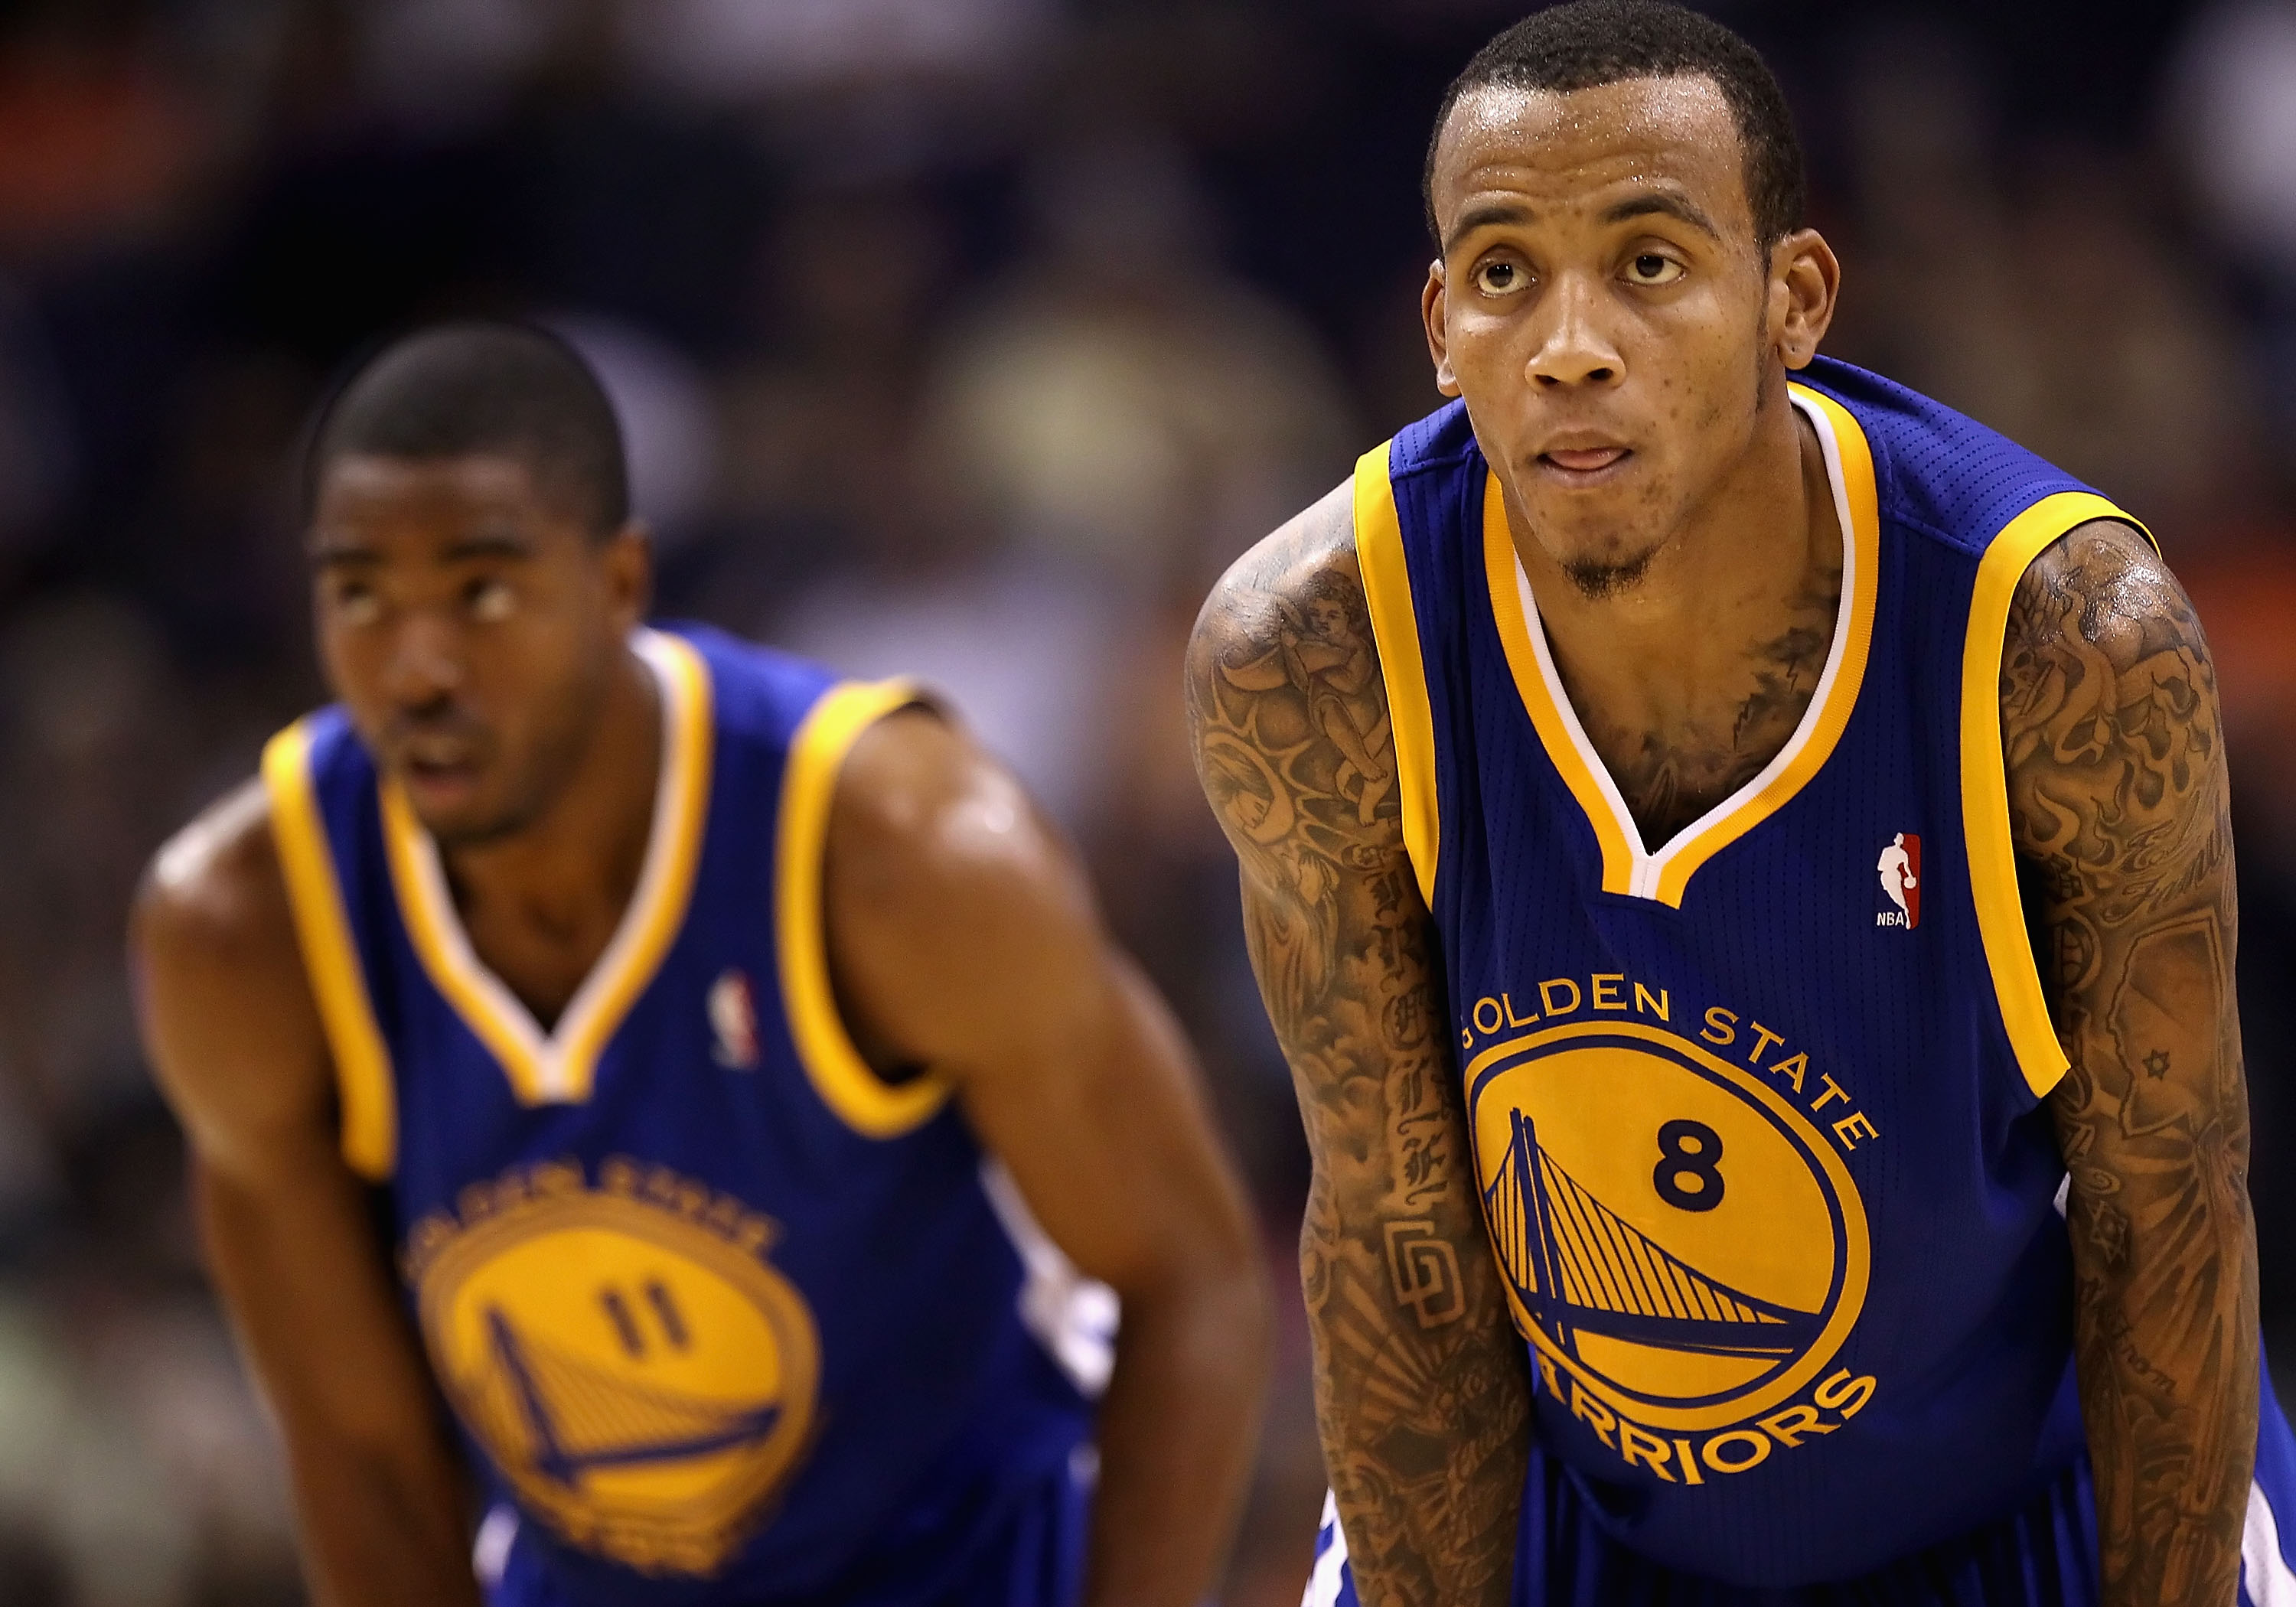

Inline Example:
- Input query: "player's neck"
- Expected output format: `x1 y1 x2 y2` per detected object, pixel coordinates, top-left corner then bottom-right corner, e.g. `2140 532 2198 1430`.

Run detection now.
1524 397 1836 713
438 648 662 1004
1515 391 1843 843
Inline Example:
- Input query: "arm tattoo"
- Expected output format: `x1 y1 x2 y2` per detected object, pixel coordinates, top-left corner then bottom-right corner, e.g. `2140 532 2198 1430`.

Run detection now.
2007 520 2258 1605
1189 497 1528 1607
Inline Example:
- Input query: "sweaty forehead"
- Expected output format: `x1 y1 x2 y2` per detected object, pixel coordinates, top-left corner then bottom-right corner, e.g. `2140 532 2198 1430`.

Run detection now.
316 453 576 534
1431 75 1752 240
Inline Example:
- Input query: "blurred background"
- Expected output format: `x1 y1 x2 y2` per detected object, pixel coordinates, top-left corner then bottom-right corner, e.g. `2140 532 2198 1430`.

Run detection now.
0 0 2286 1601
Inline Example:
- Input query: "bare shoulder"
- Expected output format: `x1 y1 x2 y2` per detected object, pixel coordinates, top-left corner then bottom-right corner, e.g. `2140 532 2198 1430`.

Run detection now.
1186 478 1364 722
2004 517 2205 677
133 777 331 1160
827 707 1085 927
1185 478 1359 652
135 777 300 977
823 709 1101 1068
1186 478 1403 878
2001 517 2225 905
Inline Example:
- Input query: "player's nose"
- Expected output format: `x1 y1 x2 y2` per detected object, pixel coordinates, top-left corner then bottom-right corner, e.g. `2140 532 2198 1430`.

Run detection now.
380 610 467 706
1525 272 1624 390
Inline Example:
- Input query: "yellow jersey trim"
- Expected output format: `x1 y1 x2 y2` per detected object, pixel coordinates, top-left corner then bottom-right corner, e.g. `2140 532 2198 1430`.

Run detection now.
775 678 952 1138
1353 442 1442 909
1482 385 1880 906
380 629 716 1106
262 720 397 1180
1483 481 1636 895
1960 491 2151 1099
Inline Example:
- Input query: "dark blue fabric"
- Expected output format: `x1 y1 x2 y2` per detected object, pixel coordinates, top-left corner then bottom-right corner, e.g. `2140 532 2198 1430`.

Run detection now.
1315 1351 2296 1603
302 624 1094 1605
1374 358 2285 1586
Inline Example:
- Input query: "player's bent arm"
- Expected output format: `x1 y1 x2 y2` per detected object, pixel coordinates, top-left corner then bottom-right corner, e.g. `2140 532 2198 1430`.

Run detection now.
1186 483 1528 1607
131 784 481 1607
823 715 1274 1607
2007 520 2258 1607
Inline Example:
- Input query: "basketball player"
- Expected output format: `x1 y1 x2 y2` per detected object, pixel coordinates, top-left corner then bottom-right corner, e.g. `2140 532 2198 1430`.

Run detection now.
1188 3 2296 1603
133 324 1272 1606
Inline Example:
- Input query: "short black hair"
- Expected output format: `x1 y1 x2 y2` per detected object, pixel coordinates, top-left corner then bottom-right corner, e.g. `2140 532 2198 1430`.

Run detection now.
1424 0 1806 250
305 321 629 536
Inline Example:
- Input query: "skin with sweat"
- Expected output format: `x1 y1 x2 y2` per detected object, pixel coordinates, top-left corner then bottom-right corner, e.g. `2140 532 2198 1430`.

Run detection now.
1424 76 1844 844
1190 68 2255 1607
135 449 1273 1607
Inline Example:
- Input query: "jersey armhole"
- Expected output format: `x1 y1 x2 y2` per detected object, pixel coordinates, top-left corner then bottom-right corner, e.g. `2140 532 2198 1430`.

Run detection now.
1353 442 1442 911
261 720 398 1181
1960 492 2154 1101
775 679 956 1139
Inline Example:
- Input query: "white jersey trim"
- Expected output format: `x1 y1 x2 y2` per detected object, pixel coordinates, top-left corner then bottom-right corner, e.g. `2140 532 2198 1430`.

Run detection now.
979 1159 1119 1398
1303 1489 1349 1607
2246 1477 2296 1605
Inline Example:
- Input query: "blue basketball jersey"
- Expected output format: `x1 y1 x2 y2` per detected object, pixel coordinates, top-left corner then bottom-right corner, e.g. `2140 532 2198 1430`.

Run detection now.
261 624 1107 1607
1343 356 2296 1589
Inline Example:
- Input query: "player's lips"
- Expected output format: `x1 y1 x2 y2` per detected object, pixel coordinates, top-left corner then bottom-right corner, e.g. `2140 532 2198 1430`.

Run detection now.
1544 447 1628 471
1532 438 1634 485
398 755 481 804
390 732 490 808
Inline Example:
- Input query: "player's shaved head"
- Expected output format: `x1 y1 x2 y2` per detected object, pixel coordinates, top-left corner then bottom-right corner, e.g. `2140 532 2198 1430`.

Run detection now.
1426 0 1806 250
308 321 629 539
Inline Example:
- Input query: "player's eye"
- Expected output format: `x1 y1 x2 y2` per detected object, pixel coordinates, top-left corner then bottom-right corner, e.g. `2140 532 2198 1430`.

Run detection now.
333 581 383 627
466 577 515 623
1624 252 1685 286
1472 259 1531 297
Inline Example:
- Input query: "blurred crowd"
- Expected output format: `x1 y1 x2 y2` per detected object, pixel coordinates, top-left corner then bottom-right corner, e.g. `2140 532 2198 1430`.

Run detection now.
0 0 2288 1602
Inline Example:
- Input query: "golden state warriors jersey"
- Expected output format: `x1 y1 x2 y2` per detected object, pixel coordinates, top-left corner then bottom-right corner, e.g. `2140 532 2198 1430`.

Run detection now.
262 626 1107 1607
1349 358 2296 1589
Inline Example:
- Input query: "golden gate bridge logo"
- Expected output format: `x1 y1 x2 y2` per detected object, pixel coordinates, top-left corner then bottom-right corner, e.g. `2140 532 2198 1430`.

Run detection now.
1484 1108 1818 1364
477 1304 788 1492
1467 1024 1868 1433
416 1183 820 1576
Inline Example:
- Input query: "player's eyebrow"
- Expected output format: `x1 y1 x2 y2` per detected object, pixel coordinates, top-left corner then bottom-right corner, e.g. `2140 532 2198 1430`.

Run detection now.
1443 200 1534 257
308 540 379 569
1602 191 1721 240
440 530 537 564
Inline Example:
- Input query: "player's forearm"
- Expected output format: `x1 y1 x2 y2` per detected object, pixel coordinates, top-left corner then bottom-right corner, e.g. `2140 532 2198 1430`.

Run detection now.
1237 857 1528 1605
2064 1113 2258 1606
1081 1258 1273 1607
284 1440 481 1607
1301 1157 1528 1607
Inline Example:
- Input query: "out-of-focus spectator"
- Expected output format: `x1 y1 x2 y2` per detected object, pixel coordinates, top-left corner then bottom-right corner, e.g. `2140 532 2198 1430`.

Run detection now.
1829 18 2256 539
0 281 75 562
0 3 2287 1603
2168 0 2296 456
625 0 1054 103
922 132 1353 601
553 312 722 549
0 5 214 266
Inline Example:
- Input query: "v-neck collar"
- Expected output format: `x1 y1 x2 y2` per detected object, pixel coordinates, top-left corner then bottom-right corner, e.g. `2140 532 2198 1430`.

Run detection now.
1484 383 1880 907
380 627 716 1103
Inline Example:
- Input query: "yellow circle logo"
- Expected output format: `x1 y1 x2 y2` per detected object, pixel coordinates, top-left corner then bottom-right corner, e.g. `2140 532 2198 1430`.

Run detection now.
1467 1021 1868 1433
416 1184 819 1575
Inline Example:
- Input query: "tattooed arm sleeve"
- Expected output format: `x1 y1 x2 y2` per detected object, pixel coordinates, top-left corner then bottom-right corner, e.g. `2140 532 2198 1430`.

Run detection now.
2006 519 2258 1606
1187 484 1529 1607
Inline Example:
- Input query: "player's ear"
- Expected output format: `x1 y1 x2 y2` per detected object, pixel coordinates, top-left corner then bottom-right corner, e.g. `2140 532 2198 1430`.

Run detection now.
1770 228 1839 372
1423 259 1462 398
602 521 654 631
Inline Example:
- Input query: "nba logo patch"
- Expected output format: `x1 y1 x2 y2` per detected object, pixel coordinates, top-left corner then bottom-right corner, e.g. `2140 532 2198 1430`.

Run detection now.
1876 833 1919 930
709 969 761 1068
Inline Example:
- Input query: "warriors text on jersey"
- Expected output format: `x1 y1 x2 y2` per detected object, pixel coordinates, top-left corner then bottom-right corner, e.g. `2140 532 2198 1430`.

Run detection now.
1312 357 2296 1599
262 626 1112 1607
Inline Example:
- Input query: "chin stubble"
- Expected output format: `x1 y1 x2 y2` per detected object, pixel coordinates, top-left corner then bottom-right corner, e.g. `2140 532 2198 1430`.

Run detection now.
1562 544 1662 601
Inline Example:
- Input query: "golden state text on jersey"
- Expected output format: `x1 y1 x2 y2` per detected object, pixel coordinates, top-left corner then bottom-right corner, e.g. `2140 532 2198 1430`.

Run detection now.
1354 357 2251 1588
262 627 1114 1607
